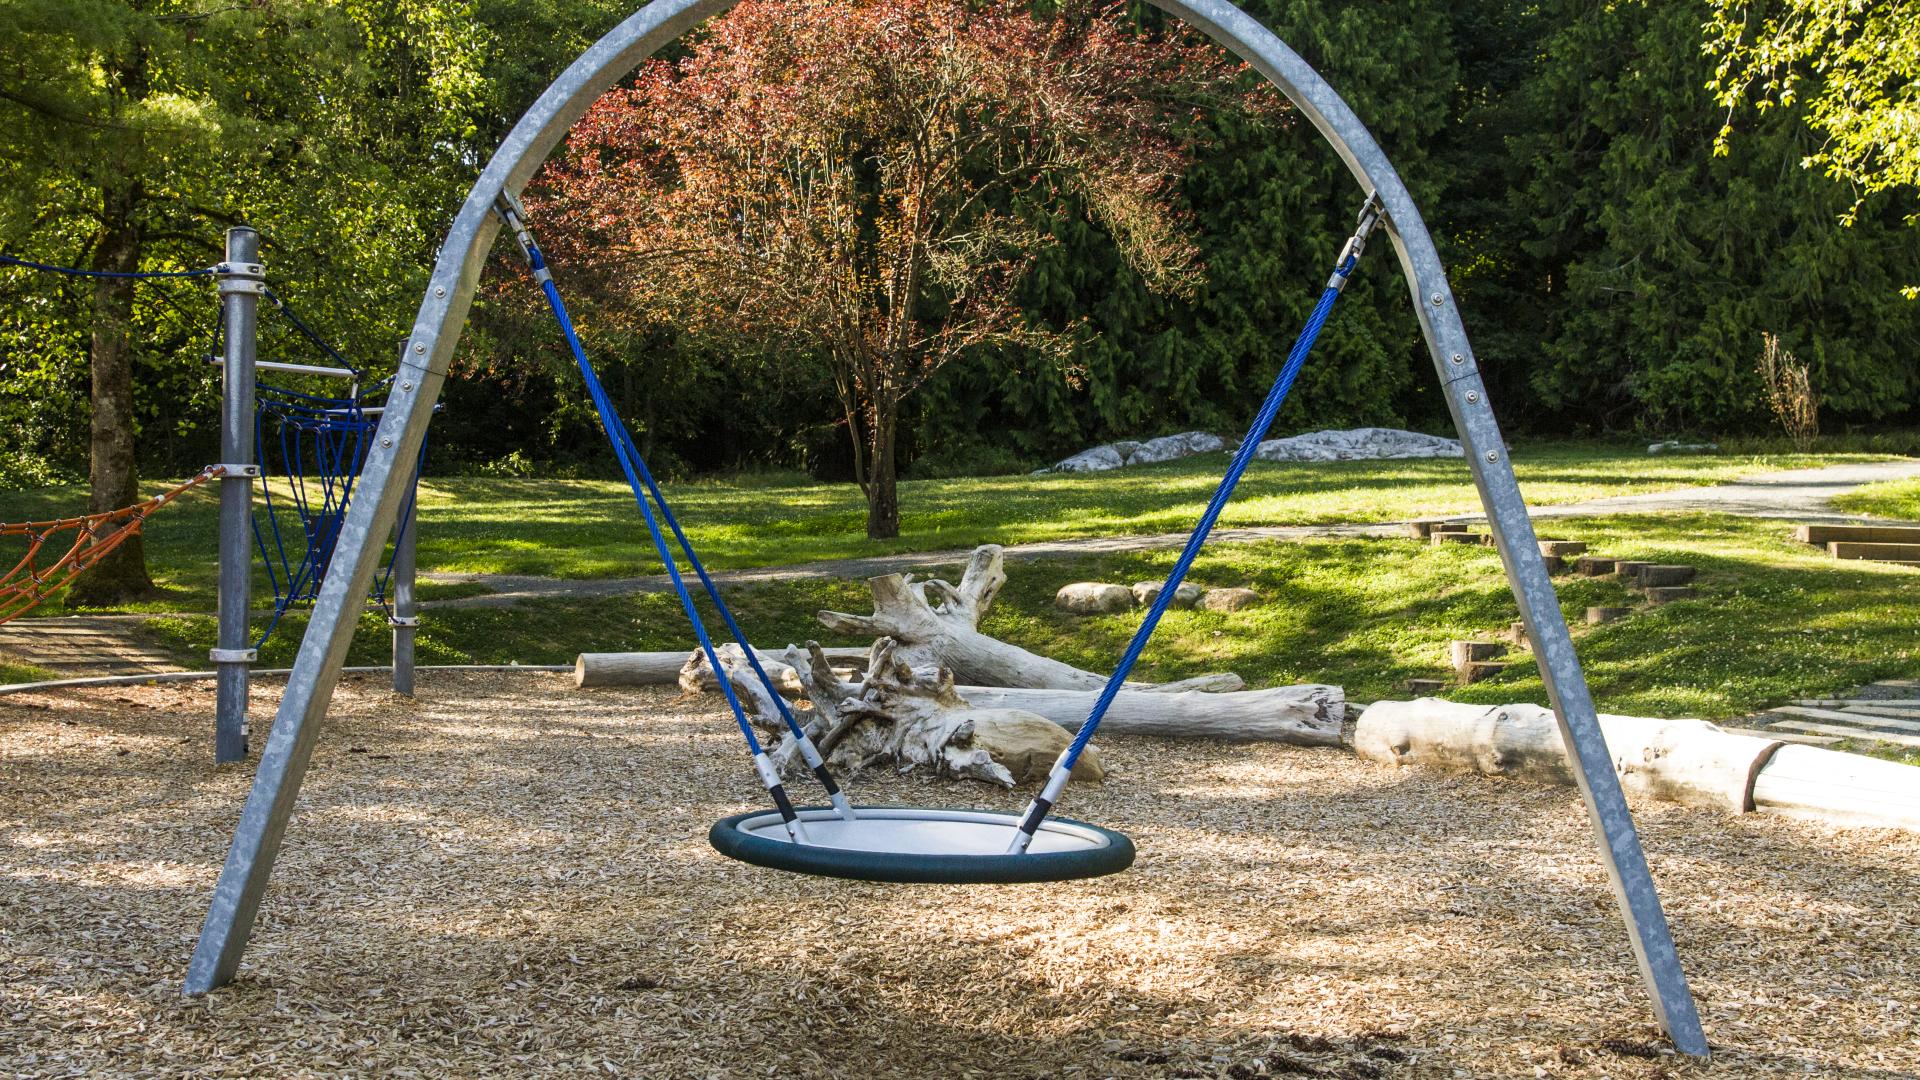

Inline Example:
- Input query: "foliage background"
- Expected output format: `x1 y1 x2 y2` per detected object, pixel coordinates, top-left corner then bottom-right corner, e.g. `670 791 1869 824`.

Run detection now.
2 0 1915 491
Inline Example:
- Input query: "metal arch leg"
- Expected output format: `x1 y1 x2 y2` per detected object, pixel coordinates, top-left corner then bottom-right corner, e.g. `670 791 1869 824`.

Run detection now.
183 0 1709 1056
1384 225 1710 1058
1156 3 1708 1056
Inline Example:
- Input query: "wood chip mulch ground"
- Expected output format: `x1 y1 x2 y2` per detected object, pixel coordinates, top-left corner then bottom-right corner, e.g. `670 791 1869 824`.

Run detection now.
3 672 1915 1078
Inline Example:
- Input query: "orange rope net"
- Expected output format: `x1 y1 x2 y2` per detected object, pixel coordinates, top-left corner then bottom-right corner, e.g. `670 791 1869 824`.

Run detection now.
0 467 223 625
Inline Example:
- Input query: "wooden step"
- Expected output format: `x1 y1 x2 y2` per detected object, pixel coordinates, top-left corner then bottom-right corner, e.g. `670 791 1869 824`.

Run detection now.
1636 564 1697 587
1768 720 1920 749
1717 725 1840 747
1792 698 1920 710
1450 639 1507 672
1796 523 1920 545
1763 705 1920 734
1828 541 1920 562
1460 661 1508 684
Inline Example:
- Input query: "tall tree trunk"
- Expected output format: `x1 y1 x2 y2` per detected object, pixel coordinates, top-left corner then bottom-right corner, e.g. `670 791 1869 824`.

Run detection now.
865 390 899 539
66 179 153 607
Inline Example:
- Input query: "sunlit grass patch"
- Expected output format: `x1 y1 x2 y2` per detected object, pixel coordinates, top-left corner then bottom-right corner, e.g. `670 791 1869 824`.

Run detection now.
106 513 1919 722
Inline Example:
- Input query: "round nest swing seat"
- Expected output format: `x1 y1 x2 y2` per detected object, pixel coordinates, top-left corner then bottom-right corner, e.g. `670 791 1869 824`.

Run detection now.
708 805 1136 884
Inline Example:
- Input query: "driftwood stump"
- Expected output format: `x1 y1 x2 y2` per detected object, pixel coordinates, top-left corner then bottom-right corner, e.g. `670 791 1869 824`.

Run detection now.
816 544 1238 691
716 638 1106 788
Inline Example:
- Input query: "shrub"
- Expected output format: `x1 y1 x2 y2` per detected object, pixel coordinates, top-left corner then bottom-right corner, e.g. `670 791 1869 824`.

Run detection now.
1757 333 1820 451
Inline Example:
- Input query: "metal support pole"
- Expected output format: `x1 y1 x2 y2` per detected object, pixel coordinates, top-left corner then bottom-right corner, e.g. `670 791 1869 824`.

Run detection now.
389 476 418 697
212 228 263 764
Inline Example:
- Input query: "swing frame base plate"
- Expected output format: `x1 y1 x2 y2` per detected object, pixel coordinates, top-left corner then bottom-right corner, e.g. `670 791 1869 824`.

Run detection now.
709 805 1135 884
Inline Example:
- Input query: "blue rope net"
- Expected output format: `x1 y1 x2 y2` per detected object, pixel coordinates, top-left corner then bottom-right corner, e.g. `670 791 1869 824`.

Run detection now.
242 311 425 649
249 385 427 648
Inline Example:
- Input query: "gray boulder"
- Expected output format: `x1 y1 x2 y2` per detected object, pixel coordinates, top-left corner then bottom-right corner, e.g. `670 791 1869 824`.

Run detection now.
1253 427 1463 463
1132 581 1206 608
1040 443 1133 474
1197 587 1261 612
1055 582 1137 615
1034 431 1226 474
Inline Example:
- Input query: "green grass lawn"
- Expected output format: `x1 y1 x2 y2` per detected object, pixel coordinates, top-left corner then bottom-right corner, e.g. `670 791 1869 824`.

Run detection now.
131 513 1917 753
0 442 1887 617
1832 476 1920 520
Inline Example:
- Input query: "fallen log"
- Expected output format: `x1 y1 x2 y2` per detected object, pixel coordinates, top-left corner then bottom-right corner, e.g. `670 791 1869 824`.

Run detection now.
954 684 1343 746
1749 745 1920 832
1356 698 1920 832
1355 699 1776 811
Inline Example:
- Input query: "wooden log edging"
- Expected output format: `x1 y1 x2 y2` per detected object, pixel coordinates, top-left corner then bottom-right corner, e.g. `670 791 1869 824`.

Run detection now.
954 683 1343 746
1356 698 1920 832
575 648 871 689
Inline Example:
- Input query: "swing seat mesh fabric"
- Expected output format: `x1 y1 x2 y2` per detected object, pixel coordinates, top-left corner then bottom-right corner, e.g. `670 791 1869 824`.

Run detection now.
709 805 1135 884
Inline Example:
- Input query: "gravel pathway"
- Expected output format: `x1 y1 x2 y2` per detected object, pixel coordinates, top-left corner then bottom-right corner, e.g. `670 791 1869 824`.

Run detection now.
1522 457 1920 521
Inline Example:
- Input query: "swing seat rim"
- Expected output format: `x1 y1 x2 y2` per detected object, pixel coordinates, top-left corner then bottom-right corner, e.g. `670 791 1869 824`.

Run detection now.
708 804 1135 884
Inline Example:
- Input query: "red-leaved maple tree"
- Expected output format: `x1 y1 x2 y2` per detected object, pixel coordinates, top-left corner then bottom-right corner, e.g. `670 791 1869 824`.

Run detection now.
534 0 1272 538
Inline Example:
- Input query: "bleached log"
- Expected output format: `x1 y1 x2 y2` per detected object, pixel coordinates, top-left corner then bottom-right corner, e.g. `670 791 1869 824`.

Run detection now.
1355 699 1777 811
577 545 1244 694
1749 745 1920 832
574 646 870 689
954 683 1343 746
816 544 1240 691
1358 698 1920 832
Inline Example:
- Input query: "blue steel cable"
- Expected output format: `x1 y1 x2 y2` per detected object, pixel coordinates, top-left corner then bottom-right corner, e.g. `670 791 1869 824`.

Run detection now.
496 197 834 829
0 253 217 279
491 199 814 822
261 286 364 377
1008 193 1385 852
596 402 854 811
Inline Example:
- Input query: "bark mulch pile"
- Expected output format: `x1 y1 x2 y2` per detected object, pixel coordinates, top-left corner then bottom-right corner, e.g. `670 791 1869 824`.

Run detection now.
3 671 1915 1078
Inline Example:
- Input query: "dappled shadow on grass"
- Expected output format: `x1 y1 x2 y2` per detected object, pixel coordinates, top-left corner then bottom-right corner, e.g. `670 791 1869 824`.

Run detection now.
112 512 1920 726
980 514 1917 720
5 447 1893 606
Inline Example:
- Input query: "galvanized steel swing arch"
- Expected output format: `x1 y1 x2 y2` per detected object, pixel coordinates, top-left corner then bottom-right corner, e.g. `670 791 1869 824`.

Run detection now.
186 0 1711 1056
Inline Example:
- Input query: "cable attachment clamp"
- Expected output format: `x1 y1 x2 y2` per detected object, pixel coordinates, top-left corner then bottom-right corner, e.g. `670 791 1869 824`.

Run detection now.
216 260 267 297
494 192 553 284
1327 192 1386 292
